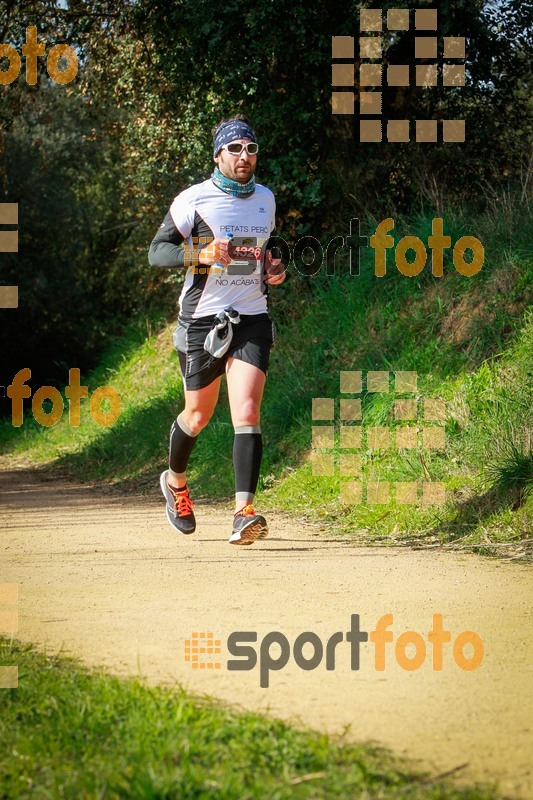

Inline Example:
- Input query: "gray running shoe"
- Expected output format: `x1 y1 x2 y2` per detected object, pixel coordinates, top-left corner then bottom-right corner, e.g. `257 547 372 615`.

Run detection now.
228 504 268 545
160 470 196 534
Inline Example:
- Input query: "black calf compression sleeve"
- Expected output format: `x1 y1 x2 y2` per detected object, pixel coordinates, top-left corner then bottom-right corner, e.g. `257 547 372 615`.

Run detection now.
169 414 198 474
233 426 263 505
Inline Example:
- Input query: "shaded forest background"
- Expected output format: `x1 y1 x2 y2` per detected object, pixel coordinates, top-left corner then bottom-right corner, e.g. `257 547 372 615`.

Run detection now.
0 0 531 395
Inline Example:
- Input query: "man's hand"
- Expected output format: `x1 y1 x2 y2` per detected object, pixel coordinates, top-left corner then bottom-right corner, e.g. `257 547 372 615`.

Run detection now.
198 237 231 267
263 249 286 285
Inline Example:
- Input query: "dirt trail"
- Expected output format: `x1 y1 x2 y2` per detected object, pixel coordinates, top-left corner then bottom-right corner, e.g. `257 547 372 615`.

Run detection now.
1 467 532 798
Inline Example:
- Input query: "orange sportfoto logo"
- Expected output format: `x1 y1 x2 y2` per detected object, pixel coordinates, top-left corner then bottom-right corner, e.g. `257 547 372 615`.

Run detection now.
0 26 78 86
185 614 484 688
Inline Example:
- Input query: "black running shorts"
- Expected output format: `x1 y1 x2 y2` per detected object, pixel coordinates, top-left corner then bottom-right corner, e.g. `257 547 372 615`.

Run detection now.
174 313 276 391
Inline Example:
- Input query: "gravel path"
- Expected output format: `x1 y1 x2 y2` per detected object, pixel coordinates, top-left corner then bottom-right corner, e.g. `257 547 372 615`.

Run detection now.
1 468 532 798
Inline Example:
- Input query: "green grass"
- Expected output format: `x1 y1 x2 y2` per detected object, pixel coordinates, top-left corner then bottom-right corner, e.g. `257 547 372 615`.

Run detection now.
264 310 532 552
0 198 531 555
484 425 533 502
0 638 498 799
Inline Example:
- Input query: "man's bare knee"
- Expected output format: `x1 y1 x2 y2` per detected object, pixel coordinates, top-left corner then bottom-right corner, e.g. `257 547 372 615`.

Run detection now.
182 408 213 435
234 399 261 427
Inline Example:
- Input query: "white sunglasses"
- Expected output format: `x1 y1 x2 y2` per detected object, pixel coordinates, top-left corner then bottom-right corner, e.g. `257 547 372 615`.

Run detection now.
221 142 259 155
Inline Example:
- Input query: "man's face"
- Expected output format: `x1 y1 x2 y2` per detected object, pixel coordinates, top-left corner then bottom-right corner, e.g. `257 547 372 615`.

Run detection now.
214 138 257 183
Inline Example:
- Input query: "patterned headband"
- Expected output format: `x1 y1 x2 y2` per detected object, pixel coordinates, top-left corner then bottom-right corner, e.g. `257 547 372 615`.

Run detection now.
213 120 257 157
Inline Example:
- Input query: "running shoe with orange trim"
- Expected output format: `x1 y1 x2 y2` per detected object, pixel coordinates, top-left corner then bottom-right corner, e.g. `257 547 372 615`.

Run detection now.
228 504 268 545
160 470 196 534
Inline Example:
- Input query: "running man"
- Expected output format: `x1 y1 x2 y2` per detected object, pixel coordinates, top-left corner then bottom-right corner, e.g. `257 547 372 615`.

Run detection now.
148 115 285 545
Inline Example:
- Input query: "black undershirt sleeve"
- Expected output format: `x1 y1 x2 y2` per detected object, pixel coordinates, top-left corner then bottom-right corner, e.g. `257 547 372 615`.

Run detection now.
148 209 186 268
